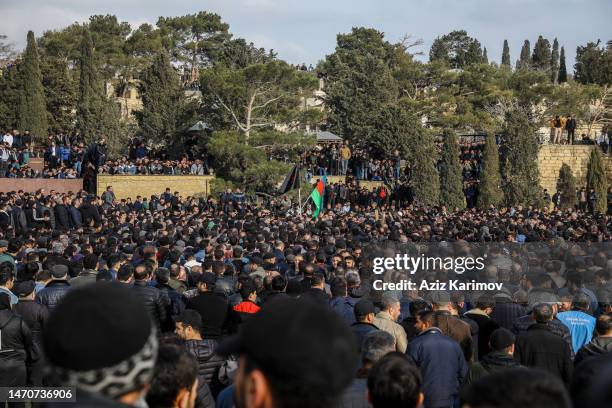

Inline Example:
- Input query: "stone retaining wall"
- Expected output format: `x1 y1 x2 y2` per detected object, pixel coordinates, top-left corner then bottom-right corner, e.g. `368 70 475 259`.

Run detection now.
96 175 215 200
0 178 83 194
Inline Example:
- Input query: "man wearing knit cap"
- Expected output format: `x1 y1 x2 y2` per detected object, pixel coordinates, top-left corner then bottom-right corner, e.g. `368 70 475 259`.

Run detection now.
42 283 158 407
465 327 520 385
216 297 358 408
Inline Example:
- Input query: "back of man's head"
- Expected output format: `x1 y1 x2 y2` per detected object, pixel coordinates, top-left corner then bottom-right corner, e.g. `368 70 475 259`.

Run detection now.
533 303 554 323
461 367 571 408
83 253 98 270
367 353 423 408
146 344 198 408
572 293 590 312
380 293 399 312
595 314 612 336
362 331 395 366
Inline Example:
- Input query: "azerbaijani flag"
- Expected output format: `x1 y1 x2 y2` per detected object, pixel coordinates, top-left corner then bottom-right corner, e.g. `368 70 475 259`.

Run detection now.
309 180 324 219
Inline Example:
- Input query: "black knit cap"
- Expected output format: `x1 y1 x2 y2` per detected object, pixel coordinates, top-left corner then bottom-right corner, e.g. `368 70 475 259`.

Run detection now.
217 297 358 395
43 282 153 371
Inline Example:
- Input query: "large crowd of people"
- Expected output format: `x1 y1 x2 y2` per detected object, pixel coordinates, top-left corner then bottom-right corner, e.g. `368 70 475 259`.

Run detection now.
0 184 611 407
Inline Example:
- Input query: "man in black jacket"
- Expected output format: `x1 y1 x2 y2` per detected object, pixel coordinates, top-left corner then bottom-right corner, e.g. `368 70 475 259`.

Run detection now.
186 272 228 339
0 293 39 391
131 264 168 334
154 267 185 332
175 310 225 398
465 295 500 360
13 280 48 386
53 197 72 230
515 303 573 384
35 264 71 312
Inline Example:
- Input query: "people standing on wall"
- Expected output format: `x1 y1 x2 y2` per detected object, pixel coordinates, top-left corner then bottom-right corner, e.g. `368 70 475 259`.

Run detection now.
566 115 577 145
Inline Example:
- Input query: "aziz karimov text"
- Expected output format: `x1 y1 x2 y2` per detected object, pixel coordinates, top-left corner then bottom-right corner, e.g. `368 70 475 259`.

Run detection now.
372 279 504 291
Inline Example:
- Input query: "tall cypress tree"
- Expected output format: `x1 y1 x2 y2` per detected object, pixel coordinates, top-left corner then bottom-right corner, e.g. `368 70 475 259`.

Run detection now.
500 109 542 206
558 46 568 83
137 50 184 144
550 38 560 83
556 163 577 209
75 27 123 151
17 30 48 141
531 36 551 72
411 131 440 206
586 147 608 213
517 40 531 70
482 47 488 64
477 132 503 209
501 40 511 68
439 129 465 209
75 28 99 142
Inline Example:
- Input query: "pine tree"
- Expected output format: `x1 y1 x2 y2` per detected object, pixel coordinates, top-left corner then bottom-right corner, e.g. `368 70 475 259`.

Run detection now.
41 56 76 134
556 163 577 209
477 132 503 208
517 40 531 70
531 36 551 72
75 28 99 143
482 47 488 64
411 131 440 206
137 50 185 144
558 46 568 83
439 129 466 209
75 28 124 149
0 63 21 130
586 147 608 213
550 38 559 83
501 40 511 68
17 30 48 142
500 109 542 206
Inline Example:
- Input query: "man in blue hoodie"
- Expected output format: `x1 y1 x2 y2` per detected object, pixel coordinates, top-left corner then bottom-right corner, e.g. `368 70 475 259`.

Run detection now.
557 293 596 354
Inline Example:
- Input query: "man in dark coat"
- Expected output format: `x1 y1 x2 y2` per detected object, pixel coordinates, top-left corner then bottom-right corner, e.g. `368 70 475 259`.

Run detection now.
154 267 185 332
0 293 38 390
466 328 521 385
186 272 229 339
407 310 467 408
465 295 500 360
175 310 225 399
130 264 168 333
13 281 48 386
574 314 612 366
35 265 71 312
515 303 573 384
350 300 380 353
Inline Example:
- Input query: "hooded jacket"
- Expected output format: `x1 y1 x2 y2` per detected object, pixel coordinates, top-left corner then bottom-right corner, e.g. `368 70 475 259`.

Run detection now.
574 336 612 366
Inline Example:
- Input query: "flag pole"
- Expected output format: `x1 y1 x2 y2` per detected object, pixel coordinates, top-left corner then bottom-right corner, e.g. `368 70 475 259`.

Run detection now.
298 186 302 215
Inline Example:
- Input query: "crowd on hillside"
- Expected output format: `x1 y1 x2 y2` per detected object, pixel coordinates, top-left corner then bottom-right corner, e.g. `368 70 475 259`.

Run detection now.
0 187 611 407
301 143 404 182
0 131 212 179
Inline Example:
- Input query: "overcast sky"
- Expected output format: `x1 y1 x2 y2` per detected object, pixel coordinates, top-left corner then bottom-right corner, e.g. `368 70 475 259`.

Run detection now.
1 0 611 69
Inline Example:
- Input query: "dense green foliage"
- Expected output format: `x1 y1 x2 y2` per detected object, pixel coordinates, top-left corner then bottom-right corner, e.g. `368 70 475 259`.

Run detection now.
499 109 542 206
558 46 567 83
439 129 466 209
17 31 48 141
477 132 503 208
575 40 612 85
501 40 511 68
137 50 186 144
586 147 608 213
429 30 485 69
557 163 577 209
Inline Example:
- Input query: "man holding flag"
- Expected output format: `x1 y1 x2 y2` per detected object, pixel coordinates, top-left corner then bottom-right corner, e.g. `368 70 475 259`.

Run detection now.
309 179 325 219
